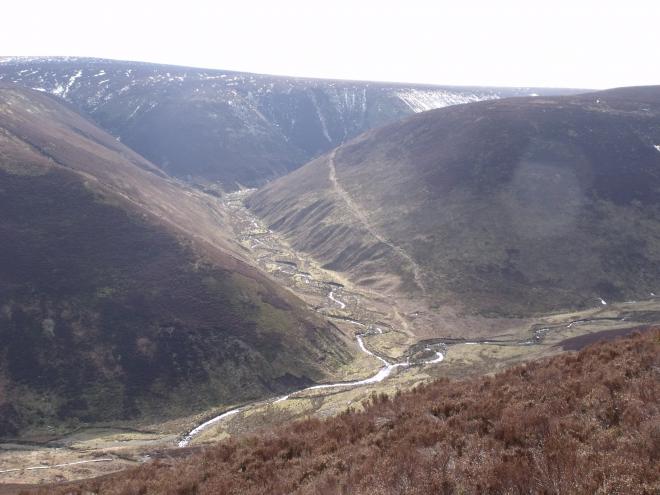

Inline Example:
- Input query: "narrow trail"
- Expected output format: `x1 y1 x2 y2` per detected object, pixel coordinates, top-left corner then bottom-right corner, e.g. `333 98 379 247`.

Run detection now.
327 149 428 294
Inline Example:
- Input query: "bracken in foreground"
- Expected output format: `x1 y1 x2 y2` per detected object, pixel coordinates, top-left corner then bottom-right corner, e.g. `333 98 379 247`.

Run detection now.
34 328 659 495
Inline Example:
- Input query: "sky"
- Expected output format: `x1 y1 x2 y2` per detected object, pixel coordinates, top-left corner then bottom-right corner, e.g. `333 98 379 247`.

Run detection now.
2 0 659 89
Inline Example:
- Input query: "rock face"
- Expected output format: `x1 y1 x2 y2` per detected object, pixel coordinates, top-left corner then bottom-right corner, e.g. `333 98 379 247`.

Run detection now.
0 85 354 435
0 57 581 190
248 87 660 319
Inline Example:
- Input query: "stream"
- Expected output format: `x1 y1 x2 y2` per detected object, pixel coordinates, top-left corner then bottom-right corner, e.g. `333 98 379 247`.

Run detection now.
178 290 444 447
179 191 642 448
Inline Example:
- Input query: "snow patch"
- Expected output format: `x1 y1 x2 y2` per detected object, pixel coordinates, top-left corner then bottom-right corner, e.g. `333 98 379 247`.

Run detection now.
62 70 82 98
51 84 66 97
0 56 83 65
128 103 143 119
396 89 498 112
309 91 332 142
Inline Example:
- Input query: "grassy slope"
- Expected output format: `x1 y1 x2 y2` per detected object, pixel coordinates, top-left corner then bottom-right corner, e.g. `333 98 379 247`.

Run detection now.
37 329 659 494
249 87 660 319
0 86 355 436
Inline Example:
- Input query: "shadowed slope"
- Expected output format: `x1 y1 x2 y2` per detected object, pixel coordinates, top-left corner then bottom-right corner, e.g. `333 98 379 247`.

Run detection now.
0 85 355 436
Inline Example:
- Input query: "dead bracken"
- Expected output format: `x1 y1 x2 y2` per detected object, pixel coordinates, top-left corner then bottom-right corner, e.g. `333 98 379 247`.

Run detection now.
35 328 659 495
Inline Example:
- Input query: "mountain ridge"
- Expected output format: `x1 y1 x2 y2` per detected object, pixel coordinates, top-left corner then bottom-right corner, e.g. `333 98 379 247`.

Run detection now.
0 57 585 190
0 56 589 91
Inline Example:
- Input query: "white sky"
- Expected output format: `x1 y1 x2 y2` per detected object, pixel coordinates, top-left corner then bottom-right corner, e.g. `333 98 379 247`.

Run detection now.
3 0 659 89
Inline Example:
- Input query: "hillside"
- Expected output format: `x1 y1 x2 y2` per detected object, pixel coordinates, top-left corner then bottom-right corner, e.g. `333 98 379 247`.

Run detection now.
248 87 660 325
34 328 659 494
0 57 582 189
0 85 355 436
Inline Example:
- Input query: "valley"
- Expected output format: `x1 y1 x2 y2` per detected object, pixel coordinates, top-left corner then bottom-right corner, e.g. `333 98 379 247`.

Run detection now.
3 187 658 488
1 3 659 491
0 61 658 495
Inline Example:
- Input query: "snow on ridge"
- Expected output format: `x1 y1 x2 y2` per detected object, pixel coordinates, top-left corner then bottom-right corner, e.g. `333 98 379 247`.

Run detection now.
396 89 501 113
0 56 37 65
0 56 86 65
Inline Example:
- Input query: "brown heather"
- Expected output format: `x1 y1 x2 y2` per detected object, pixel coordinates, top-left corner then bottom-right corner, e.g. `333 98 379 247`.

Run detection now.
34 329 659 495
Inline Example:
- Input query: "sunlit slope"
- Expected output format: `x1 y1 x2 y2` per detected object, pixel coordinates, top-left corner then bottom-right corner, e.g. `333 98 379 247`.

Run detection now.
249 87 660 318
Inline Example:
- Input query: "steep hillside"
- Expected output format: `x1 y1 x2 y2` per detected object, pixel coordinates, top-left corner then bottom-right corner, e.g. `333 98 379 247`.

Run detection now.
37 328 659 494
0 85 355 436
248 87 660 322
0 57 582 189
